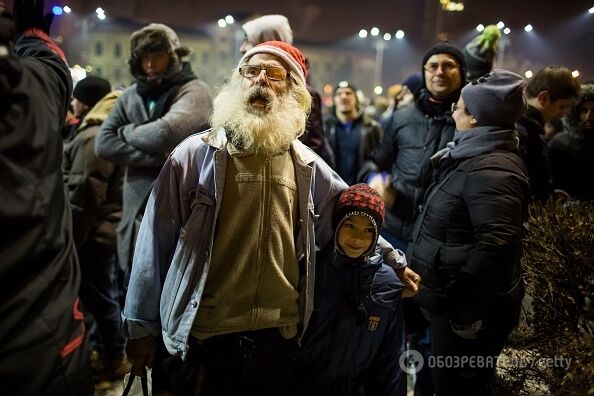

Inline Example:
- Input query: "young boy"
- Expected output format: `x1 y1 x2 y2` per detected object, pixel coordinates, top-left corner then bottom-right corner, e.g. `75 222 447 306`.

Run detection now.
298 184 407 396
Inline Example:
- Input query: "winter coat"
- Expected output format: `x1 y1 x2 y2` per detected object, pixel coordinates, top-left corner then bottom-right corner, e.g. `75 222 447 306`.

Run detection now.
63 91 124 250
299 246 406 396
121 128 406 360
548 130 594 200
325 112 382 185
517 105 553 201
0 31 91 394
407 149 528 324
359 104 456 241
95 77 212 271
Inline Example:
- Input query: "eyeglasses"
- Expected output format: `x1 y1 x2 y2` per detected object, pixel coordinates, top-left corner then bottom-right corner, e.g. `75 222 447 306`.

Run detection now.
424 62 459 74
451 103 465 113
238 65 288 81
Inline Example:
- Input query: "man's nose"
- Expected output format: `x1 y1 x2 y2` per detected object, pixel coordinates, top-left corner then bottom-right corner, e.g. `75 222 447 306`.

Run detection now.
254 69 269 85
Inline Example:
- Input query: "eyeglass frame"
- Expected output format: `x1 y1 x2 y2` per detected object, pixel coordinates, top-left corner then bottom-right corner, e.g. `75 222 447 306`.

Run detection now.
423 61 460 74
238 64 290 82
451 103 466 113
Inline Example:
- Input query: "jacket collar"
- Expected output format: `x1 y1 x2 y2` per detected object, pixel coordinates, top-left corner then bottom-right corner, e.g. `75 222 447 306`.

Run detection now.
201 127 318 165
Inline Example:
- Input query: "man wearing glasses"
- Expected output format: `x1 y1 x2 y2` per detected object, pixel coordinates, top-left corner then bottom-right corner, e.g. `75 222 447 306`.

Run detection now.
122 41 418 395
361 41 466 396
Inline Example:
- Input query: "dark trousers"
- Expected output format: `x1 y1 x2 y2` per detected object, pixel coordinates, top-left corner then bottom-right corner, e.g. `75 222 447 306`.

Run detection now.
422 299 522 396
152 329 300 396
78 239 125 357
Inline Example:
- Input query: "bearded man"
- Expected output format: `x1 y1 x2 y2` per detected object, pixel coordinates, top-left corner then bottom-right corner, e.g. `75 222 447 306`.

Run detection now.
123 41 419 395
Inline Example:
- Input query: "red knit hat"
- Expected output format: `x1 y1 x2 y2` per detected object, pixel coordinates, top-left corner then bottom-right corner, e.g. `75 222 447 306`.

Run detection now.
239 40 307 85
333 184 385 257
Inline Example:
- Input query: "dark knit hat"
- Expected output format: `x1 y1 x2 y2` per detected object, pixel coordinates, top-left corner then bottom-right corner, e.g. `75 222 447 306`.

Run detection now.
402 73 423 95
461 69 526 127
464 25 501 81
334 80 357 94
333 184 385 257
73 76 111 107
421 41 466 88
239 40 307 85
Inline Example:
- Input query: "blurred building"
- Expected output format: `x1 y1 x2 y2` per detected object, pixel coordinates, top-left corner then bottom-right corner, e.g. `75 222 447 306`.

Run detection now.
59 18 376 95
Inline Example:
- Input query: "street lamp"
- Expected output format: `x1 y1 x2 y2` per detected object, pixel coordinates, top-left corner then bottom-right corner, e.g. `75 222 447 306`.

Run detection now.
359 27 405 92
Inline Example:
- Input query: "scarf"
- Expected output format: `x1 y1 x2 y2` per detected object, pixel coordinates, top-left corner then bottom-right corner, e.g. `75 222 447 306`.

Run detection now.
416 87 459 117
135 62 197 119
431 126 519 167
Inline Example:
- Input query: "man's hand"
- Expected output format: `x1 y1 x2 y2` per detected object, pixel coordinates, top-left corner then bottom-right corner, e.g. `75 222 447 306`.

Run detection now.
396 267 421 298
126 335 158 377
368 173 396 209
13 0 53 34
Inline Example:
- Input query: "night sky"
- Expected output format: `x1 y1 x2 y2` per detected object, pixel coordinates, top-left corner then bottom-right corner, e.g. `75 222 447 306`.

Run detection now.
4 0 593 80
66 0 594 78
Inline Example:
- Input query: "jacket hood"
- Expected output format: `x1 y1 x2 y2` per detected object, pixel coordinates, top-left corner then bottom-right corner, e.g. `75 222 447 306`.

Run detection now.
79 90 122 130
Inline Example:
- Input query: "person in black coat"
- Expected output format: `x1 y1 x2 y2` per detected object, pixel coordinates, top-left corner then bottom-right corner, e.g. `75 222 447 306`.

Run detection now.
0 1 93 394
517 65 580 201
298 184 406 396
408 70 530 395
548 83 594 200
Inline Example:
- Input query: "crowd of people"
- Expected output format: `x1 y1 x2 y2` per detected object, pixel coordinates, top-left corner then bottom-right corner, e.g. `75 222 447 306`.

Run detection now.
1 1 592 395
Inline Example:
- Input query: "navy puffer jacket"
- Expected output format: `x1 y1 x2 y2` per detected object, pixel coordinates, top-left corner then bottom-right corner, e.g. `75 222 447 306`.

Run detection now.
298 246 406 396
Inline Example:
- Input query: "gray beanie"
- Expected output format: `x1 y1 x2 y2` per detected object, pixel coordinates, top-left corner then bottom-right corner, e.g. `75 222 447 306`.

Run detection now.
461 69 526 127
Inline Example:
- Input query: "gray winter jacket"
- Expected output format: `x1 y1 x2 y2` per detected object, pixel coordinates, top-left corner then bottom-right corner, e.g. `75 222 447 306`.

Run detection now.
95 78 213 270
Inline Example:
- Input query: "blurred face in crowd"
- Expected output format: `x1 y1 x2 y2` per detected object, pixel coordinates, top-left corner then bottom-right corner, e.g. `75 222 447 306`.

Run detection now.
451 97 476 132
579 101 594 132
334 87 358 117
337 215 375 259
239 32 254 55
141 51 170 79
71 98 89 118
541 95 573 122
424 54 462 99
209 53 311 155
396 86 415 109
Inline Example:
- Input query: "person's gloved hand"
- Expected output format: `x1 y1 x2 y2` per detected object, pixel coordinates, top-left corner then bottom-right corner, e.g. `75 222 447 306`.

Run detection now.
13 0 53 35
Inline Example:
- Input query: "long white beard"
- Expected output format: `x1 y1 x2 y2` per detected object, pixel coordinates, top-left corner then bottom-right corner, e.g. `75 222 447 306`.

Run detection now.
210 73 309 156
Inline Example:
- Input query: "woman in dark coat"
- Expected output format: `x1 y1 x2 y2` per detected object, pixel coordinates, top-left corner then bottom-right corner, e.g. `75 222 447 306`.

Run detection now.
407 70 530 395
